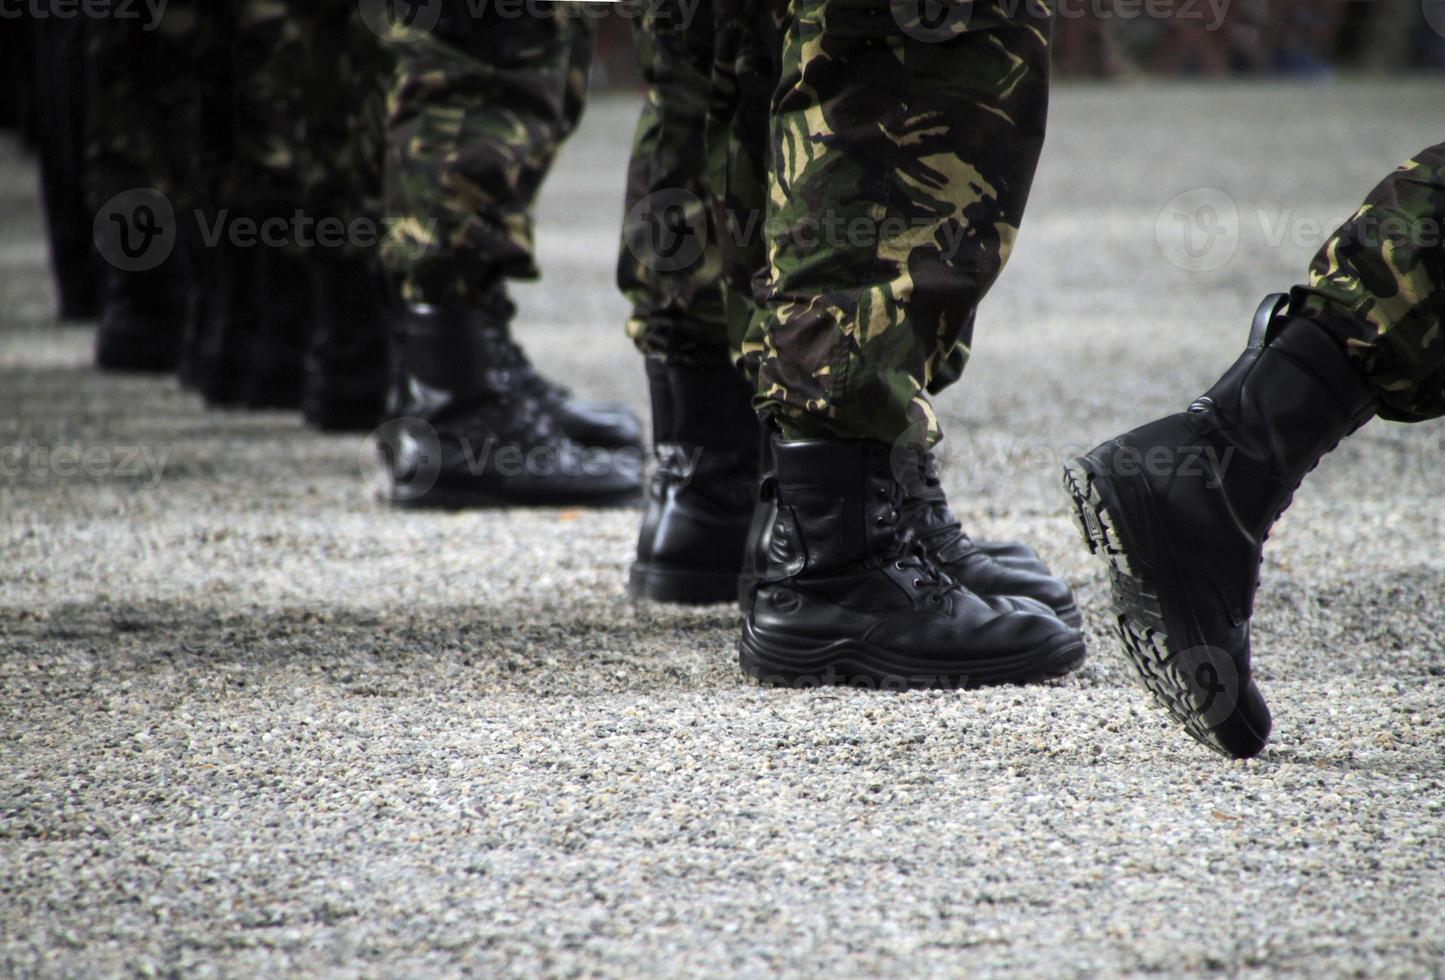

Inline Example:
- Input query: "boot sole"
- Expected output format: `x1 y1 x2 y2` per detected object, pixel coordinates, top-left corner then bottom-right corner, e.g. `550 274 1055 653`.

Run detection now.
1062 457 1270 759
628 562 741 605
740 574 1082 629
738 619 1085 690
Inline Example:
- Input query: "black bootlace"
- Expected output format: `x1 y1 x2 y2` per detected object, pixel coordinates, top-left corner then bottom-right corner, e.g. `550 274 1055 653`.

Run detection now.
875 473 956 606
477 331 573 402
894 451 972 553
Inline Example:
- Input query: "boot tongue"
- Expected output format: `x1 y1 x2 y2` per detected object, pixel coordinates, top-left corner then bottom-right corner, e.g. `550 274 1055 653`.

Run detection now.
897 451 976 561
910 499 976 562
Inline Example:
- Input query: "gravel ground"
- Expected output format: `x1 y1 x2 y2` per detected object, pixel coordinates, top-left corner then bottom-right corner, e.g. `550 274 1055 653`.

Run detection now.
2 81 1443 978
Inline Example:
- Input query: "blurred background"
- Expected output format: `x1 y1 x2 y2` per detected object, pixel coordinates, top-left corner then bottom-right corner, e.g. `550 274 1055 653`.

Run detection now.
2 0 1444 128
592 0 1445 86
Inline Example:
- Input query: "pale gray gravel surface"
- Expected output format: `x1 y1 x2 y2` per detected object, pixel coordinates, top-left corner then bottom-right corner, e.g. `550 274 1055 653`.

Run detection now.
2 82 1443 978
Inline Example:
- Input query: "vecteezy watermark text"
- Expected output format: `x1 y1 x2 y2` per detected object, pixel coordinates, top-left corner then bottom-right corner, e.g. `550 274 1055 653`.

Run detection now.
1156 184 1444 274
93 189 438 272
624 187 978 273
0 0 168 30
0 441 171 489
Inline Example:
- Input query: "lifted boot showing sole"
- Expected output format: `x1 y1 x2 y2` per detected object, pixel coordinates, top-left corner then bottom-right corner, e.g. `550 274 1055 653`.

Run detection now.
1064 295 1377 759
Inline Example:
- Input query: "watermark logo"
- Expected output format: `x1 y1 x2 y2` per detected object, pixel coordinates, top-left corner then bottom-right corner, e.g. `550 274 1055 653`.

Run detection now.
92 189 439 270
1156 186 1239 273
624 188 709 274
0 441 172 488
365 416 443 502
1425 0 1445 39
890 0 973 42
93 188 176 272
1171 644 1241 728
0 0 170 31
358 0 442 42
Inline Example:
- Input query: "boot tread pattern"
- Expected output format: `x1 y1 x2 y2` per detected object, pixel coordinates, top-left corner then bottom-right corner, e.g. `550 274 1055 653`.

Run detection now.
1063 461 1233 757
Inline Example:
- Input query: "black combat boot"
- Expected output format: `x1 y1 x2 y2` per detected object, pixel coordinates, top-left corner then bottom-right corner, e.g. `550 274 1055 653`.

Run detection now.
238 248 309 410
94 266 183 372
897 448 1081 627
523 366 643 452
302 254 390 432
741 435 1087 688
737 442 1062 612
176 234 210 389
1063 295 1377 759
193 238 260 406
378 303 643 508
438 285 641 450
192 225 307 409
628 357 761 603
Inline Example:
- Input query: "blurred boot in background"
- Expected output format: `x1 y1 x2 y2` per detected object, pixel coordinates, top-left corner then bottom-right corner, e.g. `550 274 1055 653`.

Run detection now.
83 8 204 369
31 18 98 321
380 0 642 506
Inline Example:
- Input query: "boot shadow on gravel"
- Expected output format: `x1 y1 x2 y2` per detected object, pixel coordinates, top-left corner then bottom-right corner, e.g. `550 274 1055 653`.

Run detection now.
2 599 742 697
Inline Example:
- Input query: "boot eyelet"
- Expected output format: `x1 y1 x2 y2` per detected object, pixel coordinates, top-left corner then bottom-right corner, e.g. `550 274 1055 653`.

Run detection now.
913 578 922 588
929 594 942 605
875 515 886 526
895 561 906 571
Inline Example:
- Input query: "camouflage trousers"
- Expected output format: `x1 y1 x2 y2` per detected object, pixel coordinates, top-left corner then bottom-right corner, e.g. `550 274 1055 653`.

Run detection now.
1289 143 1445 423
382 0 596 307
618 0 730 366
85 1 389 247
84 3 208 211
621 0 1053 444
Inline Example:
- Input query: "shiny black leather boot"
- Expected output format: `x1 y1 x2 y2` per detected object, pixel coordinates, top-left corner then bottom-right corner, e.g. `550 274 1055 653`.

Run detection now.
741 436 1087 689
379 303 642 508
94 266 182 373
1064 295 1377 758
628 357 760 603
302 255 390 432
738 442 1062 612
898 448 1081 627
526 367 642 452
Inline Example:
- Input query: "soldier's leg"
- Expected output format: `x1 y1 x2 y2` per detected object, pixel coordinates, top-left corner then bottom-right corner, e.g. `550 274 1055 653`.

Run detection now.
750 1 1050 446
620 0 768 603
84 6 204 371
199 0 339 410
384 1 595 305
1065 144 1444 759
292 1 395 432
31 18 97 321
1287 146 1445 421
739 0 1085 689
618 0 729 366
379 1 642 508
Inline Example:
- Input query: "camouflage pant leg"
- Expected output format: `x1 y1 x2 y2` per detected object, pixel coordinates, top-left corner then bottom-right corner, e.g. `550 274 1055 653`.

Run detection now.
83 3 207 209
221 0 317 211
1288 143 1445 423
383 0 596 306
749 0 1053 445
617 0 730 367
200 0 390 255
710 0 785 377
291 1 393 249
